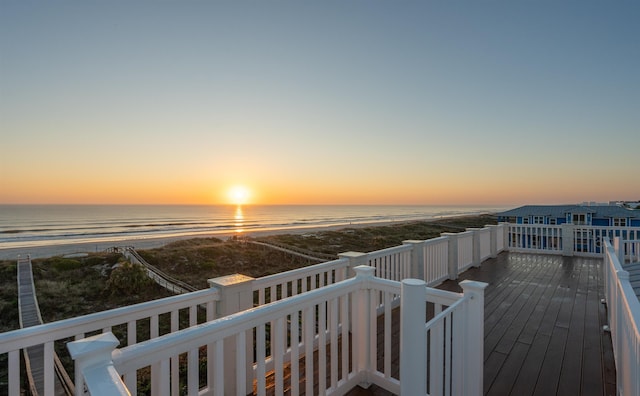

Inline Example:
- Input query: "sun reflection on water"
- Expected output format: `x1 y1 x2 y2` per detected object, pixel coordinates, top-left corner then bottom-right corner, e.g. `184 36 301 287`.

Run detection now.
234 205 244 233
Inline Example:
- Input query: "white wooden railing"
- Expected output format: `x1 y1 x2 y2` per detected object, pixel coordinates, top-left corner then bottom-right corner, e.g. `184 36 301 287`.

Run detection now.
68 266 487 396
0 288 219 396
251 257 350 306
506 223 640 257
366 244 413 282
622 239 640 263
1 223 506 395
603 238 640 396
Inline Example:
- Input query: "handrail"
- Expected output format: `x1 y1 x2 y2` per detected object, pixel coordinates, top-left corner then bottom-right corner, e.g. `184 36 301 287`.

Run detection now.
249 239 336 261
251 257 349 290
0 287 218 353
126 247 198 293
603 238 640 396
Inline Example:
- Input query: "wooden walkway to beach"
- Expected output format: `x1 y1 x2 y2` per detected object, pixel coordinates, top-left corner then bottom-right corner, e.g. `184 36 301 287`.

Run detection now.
17 256 73 396
348 252 616 395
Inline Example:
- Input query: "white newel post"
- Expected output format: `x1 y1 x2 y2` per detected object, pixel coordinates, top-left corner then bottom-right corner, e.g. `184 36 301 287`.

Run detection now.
442 233 459 280
561 224 574 256
403 240 426 280
338 251 369 278
613 237 624 263
460 280 488 396
400 278 427 395
468 228 482 267
67 332 130 396
353 265 375 388
208 274 255 396
487 224 498 258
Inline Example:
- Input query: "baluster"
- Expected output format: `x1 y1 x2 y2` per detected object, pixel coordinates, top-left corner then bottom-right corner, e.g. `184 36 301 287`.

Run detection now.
341 294 349 382
318 302 327 393
235 333 246 396
73 333 85 396
8 350 20 396
256 324 266 395
188 347 198 395
150 314 161 395
443 311 452 396
384 291 392 378
330 298 339 389
156 359 169 396
171 310 179 396
304 306 314 395
431 320 444 395
44 341 54 396
290 311 300 396
274 317 285 394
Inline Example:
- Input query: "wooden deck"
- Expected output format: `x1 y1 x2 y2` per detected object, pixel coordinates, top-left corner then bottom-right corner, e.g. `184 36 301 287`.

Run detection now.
351 252 616 395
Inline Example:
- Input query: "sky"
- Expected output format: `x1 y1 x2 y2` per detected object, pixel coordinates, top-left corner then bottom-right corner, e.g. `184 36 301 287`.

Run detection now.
1 1 638 206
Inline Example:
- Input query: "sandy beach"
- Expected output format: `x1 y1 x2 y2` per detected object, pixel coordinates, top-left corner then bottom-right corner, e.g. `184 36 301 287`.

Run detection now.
0 218 431 261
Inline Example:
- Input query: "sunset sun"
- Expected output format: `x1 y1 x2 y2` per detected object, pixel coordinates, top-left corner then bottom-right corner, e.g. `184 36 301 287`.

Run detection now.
227 185 251 205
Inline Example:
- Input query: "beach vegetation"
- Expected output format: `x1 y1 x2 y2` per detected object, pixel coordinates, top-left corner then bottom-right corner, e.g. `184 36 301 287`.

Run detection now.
47 256 84 271
257 215 498 256
106 260 152 296
0 262 18 333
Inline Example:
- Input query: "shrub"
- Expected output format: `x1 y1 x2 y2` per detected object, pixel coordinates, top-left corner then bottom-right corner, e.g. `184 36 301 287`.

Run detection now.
106 261 152 296
46 257 83 271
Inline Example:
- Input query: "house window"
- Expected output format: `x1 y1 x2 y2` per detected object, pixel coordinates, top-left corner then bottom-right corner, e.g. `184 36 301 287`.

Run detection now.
613 218 627 227
575 230 590 252
572 214 586 225
522 217 529 224
549 218 557 225
533 216 545 224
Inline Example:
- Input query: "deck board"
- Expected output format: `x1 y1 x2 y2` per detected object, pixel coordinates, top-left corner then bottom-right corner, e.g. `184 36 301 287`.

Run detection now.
436 252 616 396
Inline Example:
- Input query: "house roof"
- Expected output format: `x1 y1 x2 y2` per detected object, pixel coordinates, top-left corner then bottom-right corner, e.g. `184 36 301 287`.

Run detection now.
497 204 640 219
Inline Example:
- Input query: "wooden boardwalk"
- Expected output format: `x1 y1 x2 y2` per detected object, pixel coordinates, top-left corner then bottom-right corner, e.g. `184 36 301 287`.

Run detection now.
17 257 72 396
349 252 616 395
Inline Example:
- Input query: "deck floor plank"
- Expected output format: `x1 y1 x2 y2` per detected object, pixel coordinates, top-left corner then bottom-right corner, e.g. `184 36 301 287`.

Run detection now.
437 252 615 396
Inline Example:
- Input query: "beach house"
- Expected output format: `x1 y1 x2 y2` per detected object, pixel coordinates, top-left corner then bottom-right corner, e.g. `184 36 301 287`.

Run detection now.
496 204 640 227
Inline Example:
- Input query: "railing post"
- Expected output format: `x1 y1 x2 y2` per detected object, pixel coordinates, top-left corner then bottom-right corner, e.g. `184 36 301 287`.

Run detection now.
403 240 425 280
468 228 482 267
208 274 255 396
338 251 369 278
460 280 488 396
487 224 498 258
442 233 459 280
67 332 129 396
352 265 375 388
400 278 427 395
502 223 510 252
613 236 624 263
562 223 575 256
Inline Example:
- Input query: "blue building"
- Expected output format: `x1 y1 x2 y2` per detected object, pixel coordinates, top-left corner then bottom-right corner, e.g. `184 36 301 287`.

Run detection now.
497 204 640 227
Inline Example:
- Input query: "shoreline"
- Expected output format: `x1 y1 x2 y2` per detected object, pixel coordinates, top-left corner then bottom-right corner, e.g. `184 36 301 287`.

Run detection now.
0 213 495 260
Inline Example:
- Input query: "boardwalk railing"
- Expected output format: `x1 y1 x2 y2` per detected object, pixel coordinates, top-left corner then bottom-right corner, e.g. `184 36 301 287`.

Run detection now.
603 238 640 396
506 223 640 257
68 266 487 396
126 247 198 294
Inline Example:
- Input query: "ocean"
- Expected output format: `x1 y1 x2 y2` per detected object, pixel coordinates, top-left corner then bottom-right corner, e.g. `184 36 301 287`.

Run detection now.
0 204 511 255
